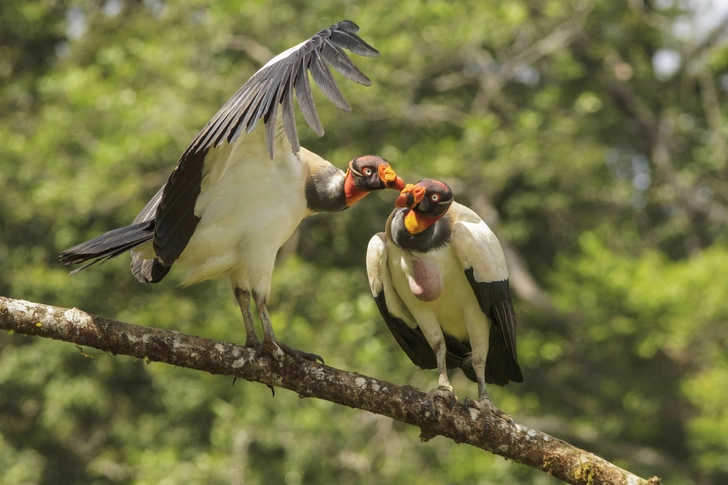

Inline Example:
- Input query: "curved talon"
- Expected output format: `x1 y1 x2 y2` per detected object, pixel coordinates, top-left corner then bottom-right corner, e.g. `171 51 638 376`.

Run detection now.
425 386 457 415
464 396 514 425
499 411 514 425
257 338 323 364
275 342 324 364
245 340 264 363
245 339 266 359
245 335 261 349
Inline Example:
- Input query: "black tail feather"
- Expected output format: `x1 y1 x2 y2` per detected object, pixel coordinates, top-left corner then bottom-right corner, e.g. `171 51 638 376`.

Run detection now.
59 221 154 272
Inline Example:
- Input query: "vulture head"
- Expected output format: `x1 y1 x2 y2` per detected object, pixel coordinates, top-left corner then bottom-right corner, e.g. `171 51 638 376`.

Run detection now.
344 155 404 206
396 178 454 235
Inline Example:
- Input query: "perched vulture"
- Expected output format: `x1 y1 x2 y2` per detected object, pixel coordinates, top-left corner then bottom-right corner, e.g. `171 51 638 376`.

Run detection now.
60 20 403 362
366 179 523 421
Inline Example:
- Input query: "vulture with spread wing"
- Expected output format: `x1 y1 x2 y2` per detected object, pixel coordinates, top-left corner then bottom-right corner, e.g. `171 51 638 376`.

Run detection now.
61 21 403 362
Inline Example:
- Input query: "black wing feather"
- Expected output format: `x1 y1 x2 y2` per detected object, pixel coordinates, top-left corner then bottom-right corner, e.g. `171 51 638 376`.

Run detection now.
129 186 173 283
280 74 298 153
308 50 351 112
294 65 323 135
152 148 205 265
130 254 171 283
264 91 280 159
464 269 523 383
133 186 165 224
374 292 481 383
374 292 437 370
329 29 379 57
320 40 372 86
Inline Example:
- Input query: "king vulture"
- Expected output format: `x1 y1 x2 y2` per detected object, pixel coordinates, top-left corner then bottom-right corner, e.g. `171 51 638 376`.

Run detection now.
366 179 523 421
60 21 404 362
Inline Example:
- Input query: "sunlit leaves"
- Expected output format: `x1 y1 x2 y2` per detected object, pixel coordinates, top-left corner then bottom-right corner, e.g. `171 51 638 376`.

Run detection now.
2 0 728 484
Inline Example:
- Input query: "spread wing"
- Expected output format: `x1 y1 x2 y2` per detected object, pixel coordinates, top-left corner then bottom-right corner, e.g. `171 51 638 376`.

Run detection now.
452 216 523 384
366 233 478 381
148 20 378 268
185 19 378 159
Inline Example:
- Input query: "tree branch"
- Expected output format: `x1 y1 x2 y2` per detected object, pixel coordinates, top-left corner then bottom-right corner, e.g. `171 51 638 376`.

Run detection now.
0 296 661 485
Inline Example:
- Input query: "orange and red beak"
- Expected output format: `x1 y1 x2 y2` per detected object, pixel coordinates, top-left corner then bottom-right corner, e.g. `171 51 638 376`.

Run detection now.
378 164 405 191
396 183 426 209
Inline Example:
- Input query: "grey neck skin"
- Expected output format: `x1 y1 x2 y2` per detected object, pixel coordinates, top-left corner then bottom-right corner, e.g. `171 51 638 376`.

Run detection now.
388 209 452 253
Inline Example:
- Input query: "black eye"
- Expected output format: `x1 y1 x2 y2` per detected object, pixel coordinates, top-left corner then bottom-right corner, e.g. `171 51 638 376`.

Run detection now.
363 167 373 176
431 194 440 202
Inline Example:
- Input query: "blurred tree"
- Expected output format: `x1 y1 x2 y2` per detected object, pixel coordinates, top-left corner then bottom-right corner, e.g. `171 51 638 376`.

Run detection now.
1 0 727 484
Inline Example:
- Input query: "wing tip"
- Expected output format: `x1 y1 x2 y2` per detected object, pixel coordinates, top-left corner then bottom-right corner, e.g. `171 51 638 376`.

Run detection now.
337 20 360 32
187 19 378 157
358 48 380 58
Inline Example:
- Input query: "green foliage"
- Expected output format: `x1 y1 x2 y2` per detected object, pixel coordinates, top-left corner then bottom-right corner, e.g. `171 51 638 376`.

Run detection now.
2 0 728 484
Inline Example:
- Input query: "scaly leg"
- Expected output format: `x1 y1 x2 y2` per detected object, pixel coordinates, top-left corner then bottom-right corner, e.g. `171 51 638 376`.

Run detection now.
252 291 323 363
464 359 514 424
234 287 260 349
425 339 457 411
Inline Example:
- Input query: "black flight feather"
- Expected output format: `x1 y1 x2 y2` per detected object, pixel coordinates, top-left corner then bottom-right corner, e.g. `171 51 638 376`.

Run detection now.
464 269 523 383
375 292 488 384
308 50 351 112
294 66 323 136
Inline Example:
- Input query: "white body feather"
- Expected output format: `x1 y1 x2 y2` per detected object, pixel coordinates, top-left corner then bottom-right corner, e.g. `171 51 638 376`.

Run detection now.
367 202 509 365
176 127 323 298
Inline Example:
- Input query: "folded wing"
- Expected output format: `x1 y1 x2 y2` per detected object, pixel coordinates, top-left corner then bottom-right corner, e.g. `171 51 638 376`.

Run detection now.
452 219 523 384
365 233 479 382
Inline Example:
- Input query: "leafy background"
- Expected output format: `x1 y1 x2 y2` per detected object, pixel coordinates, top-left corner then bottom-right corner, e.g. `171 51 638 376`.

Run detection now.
2 0 728 483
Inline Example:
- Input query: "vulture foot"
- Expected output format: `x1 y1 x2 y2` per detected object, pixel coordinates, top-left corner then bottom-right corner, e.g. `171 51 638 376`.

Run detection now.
274 341 324 364
245 334 261 349
425 385 457 414
262 339 286 361
464 396 514 425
